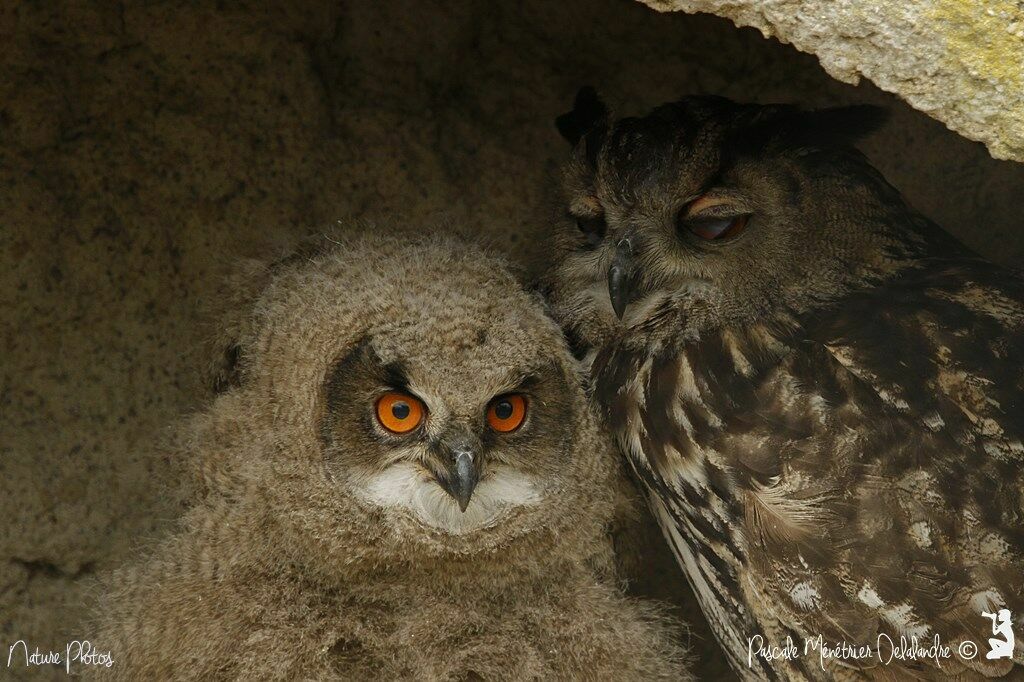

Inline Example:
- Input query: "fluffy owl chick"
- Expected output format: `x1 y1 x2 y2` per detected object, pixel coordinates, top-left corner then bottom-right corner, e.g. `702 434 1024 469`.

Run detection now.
91 232 690 681
543 90 1024 680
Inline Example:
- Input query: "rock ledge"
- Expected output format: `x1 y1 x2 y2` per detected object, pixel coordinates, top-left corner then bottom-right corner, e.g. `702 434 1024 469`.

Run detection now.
640 0 1024 161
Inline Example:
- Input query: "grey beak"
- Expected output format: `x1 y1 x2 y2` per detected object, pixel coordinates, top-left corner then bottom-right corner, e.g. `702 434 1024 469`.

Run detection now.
438 448 479 513
452 449 477 512
608 238 634 320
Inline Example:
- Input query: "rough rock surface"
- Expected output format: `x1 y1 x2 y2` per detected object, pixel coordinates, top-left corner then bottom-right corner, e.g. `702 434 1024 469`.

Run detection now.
641 0 1024 161
1 1 1022 680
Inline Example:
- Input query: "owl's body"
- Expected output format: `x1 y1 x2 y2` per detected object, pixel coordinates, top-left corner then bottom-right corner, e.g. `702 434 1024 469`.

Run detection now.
94 501 677 680
545 91 1024 680
590 258 1024 681
93 233 689 680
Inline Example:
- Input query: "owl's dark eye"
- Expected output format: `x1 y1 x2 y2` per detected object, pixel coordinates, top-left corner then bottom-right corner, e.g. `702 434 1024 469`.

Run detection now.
575 216 607 246
677 193 751 242
494 401 513 419
685 214 749 241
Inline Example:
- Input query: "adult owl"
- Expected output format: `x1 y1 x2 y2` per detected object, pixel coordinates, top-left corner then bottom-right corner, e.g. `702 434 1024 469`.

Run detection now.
543 89 1024 680
91 231 690 681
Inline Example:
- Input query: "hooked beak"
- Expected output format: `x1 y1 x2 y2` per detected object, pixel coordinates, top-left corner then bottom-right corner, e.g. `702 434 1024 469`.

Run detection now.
437 446 480 513
607 237 635 320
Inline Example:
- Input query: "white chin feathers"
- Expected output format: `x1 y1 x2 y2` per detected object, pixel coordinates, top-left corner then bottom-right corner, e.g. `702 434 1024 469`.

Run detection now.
353 463 541 534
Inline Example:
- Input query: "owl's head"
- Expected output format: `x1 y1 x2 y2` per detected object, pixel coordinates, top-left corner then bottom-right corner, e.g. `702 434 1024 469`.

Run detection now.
197 231 615 571
317 293 586 539
545 89 920 348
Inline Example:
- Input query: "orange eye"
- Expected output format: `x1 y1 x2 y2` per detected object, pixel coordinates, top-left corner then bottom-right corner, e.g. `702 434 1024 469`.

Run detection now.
487 394 528 433
375 392 425 434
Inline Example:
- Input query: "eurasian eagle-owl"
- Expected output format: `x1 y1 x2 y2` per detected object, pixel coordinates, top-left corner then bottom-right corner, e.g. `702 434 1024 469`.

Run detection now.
91 231 690 680
543 89 1024 680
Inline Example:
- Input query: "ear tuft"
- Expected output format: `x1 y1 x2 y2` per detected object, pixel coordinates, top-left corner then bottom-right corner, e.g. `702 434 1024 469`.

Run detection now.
806 104 889 144
555 86 609 146
736 103 888 156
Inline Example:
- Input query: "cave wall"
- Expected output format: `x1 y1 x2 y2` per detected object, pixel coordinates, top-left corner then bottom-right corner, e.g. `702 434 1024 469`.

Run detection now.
2 1 1022 678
